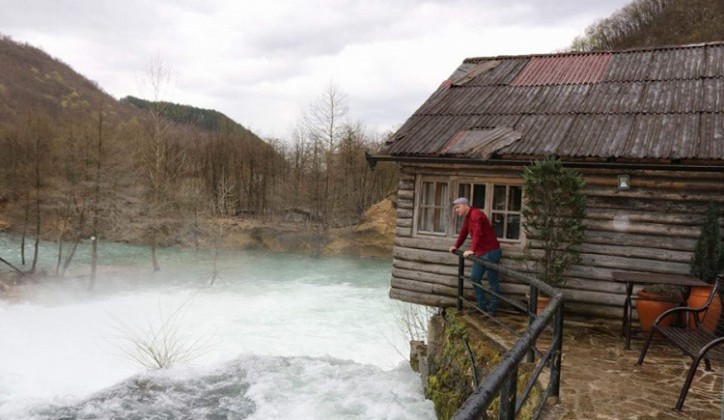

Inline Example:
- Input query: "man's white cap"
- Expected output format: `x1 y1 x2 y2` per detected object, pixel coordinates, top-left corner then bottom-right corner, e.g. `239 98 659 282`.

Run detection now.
453 197 469 206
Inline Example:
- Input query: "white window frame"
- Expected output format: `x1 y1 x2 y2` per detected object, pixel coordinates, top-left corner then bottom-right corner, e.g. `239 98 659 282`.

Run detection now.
413 177 450 236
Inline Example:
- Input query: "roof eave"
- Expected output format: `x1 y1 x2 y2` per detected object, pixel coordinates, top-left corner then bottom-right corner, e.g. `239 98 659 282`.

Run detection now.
365 152 724 172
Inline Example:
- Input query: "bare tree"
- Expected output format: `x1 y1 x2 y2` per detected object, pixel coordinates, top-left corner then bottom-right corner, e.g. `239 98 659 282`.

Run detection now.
88 103 108 290
26 114 54 274
138 55 173 272
304 82 349 230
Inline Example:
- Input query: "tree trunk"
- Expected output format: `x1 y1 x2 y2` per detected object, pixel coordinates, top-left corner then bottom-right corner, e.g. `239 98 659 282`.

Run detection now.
90 236 98 290
89 107 104 291
30 150 41 274
55 230 64 277
151 230 160 272
21 198 29 266
61 238 80 277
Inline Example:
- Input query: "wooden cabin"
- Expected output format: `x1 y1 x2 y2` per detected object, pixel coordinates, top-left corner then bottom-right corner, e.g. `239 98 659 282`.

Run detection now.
368 42 724 316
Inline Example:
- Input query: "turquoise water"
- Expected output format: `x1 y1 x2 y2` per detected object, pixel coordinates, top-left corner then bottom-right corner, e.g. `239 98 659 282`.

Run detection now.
0 235 435 419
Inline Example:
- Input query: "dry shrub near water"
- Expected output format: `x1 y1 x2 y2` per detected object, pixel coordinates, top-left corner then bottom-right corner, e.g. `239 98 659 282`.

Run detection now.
393 301 437 343
108 296 211 370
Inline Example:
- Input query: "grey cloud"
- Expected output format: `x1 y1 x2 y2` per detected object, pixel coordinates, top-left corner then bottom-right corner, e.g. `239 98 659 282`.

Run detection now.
242 3 399 57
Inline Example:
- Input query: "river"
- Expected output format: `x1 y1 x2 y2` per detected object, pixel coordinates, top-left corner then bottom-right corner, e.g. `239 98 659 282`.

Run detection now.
0 236 435 419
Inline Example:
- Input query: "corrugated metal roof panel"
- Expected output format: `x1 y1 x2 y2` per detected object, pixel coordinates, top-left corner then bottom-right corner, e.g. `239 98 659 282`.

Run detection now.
624 114 700 159
697 113 724 159
702 78 724 112
464 57 529 85
561 114 616 157
451 60 501 86
704 44 724 78
637 80 705 113
602 50 653 82
511 54 612 86
499 115 575 156
440 127 522 159
646 47 705 80
531 84 591 114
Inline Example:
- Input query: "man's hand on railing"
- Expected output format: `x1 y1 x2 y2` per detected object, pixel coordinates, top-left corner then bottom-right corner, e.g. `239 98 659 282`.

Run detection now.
449 247 474 258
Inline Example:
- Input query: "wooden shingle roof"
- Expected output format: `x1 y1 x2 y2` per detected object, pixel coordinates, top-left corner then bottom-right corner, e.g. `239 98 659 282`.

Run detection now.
383 42 724 163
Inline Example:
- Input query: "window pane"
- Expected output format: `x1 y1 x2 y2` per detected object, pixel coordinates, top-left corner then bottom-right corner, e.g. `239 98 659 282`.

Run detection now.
455 213 464 233
421 182 434 205
472 184 486 208
435 183 447 206
435 207 446 232
493 186 507 210
508 186 522 211
492 212 505 237
418 180 447 233
419 207 432 231
457 184 471 201
455 184 470 233
506 214 521 239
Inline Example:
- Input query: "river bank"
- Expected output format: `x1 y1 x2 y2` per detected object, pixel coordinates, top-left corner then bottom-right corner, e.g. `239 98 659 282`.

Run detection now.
204 198 395 259
0 199 396 265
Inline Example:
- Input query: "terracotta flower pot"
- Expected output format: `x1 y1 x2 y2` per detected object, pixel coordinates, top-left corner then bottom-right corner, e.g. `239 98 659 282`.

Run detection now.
687 285 722 333
536 296 551 315
526 294 551 315
636 290 677 332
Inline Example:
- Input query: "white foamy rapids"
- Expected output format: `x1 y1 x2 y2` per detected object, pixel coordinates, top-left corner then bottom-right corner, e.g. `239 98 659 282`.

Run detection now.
0 240 435 419
18 355 433 420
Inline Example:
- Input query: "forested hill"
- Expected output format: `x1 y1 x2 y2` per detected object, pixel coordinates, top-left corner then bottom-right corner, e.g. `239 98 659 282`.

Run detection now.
0 35 127 123
121 96 260 139
0 35 264 143
572 0 724 51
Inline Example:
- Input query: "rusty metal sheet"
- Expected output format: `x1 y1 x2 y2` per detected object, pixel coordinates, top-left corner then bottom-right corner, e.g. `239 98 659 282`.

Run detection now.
510 53 612 86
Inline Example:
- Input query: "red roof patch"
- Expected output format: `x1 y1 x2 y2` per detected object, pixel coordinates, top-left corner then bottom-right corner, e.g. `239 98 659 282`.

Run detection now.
511 53 612 86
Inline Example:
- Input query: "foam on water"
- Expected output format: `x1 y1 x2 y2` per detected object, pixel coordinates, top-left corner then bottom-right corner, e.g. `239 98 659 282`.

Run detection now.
0 238 435 419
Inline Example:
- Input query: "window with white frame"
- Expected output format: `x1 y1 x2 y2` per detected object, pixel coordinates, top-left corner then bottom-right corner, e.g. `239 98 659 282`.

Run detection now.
490 184 522 241
417 180 449 234
416 177 523 243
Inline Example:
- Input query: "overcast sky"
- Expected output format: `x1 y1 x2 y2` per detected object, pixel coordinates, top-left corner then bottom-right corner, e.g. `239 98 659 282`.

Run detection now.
1 0 631 139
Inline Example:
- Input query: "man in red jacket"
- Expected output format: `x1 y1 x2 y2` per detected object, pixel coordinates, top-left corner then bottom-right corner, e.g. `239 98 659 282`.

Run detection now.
448 197 502 315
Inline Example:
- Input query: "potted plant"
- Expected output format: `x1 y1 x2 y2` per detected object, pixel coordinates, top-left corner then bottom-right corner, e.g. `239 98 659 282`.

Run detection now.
636 284 682 332
688 202 723 332
522 157 586 313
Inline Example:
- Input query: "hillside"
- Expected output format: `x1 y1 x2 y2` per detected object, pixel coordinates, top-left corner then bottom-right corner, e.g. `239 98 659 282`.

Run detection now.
572 0 724 51
0 35 265 143
0 35 128 123
121 96 253 136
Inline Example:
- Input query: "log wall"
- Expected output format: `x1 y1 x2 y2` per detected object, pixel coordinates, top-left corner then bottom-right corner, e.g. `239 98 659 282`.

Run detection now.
389 163 724 315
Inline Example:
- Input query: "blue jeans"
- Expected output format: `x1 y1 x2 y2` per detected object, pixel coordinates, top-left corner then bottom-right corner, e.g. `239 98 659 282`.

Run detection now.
470 248 502 314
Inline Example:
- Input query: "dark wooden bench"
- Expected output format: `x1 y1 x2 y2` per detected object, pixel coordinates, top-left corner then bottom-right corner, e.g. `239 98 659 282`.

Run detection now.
637 275 724 411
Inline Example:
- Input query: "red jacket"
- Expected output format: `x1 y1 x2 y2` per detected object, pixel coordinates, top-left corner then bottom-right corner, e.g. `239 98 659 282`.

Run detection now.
454 208 500 256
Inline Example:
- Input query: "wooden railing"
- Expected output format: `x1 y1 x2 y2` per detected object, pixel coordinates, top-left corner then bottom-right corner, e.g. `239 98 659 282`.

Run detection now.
451 251 564 420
